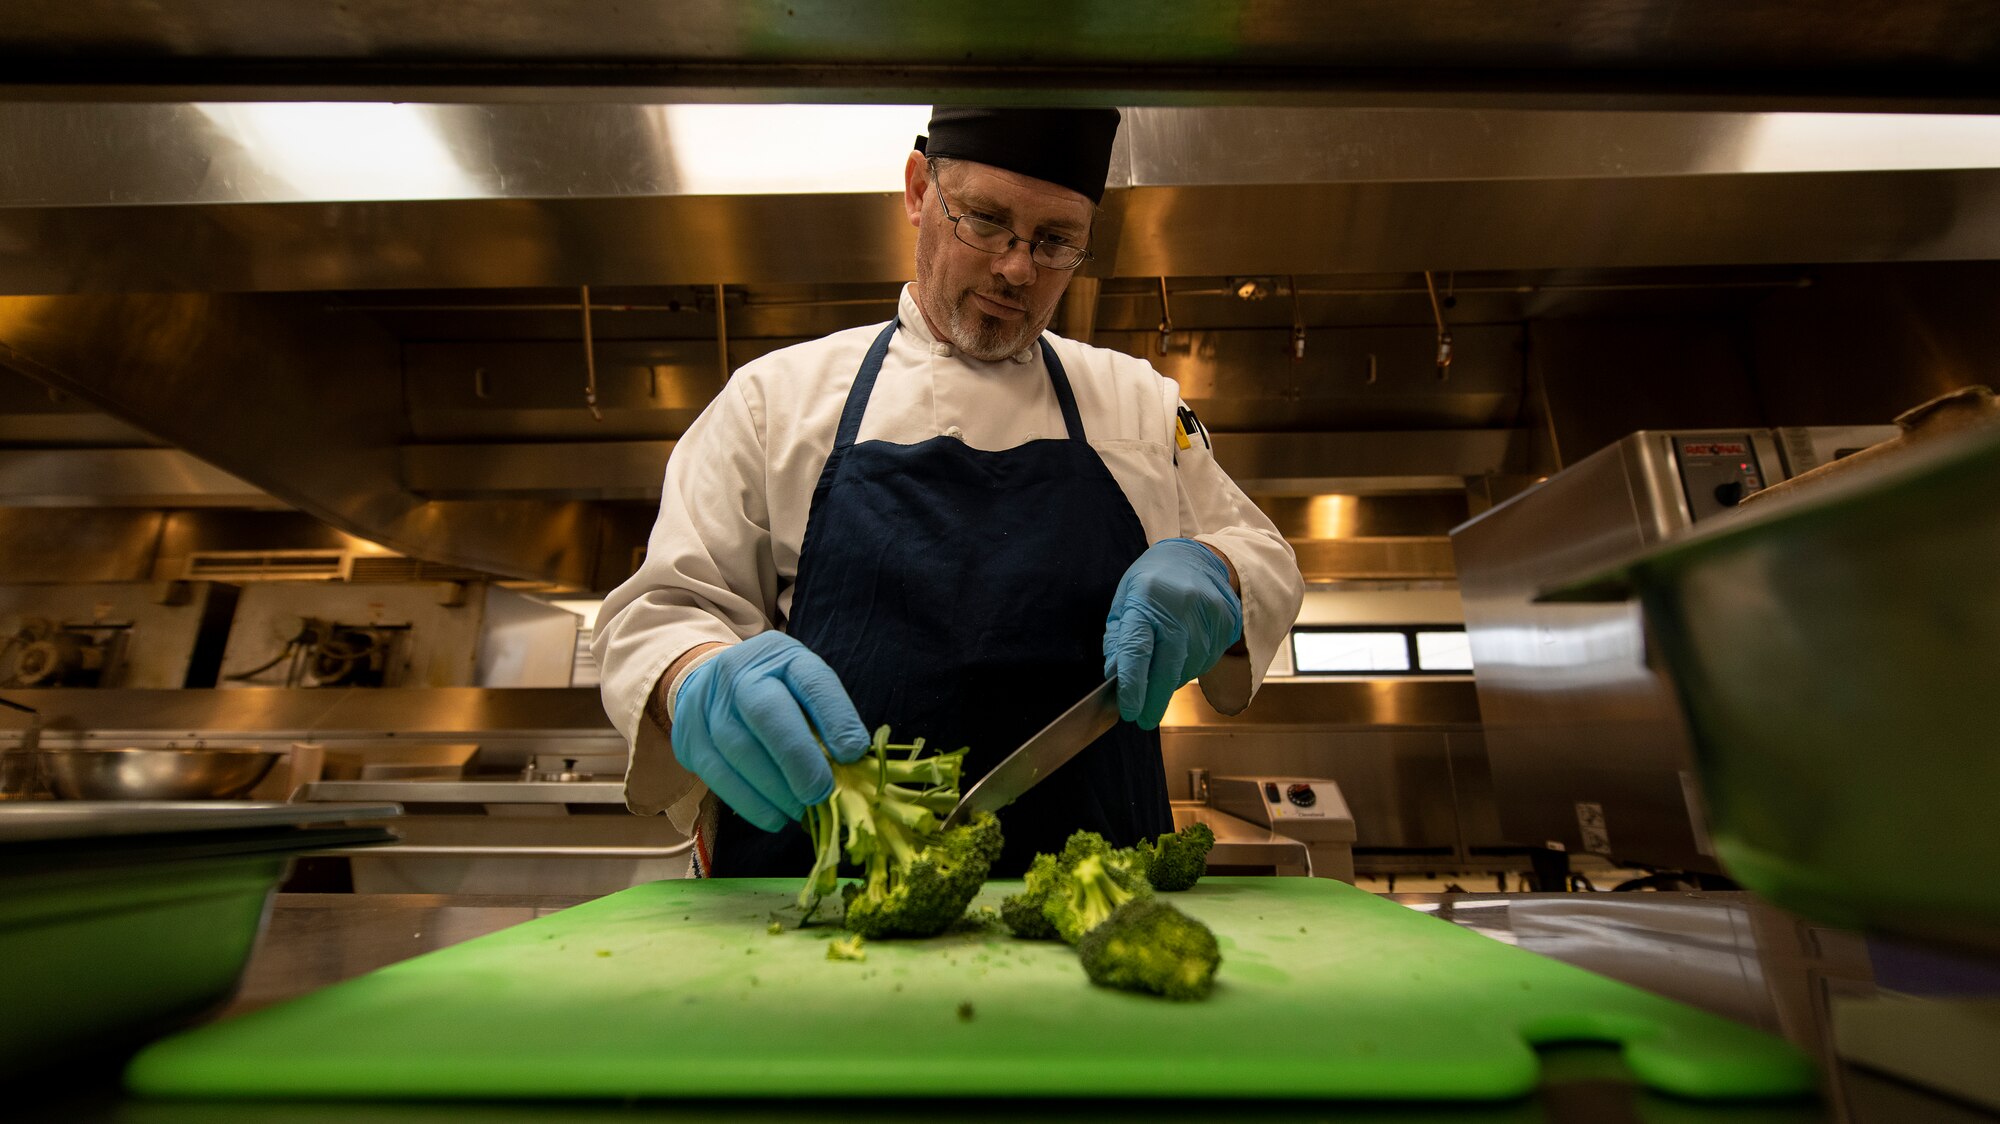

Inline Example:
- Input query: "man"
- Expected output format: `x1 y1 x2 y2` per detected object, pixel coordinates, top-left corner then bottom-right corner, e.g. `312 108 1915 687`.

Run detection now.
595 106 1303 876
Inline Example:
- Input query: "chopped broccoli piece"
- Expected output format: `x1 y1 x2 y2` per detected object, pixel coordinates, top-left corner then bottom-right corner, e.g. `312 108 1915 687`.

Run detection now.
1043 849 1153 944
795 725 1003 938
956 1000 976 1022
1135 822 1217 891
1001 831 1121 940
826 934 867 962
841 809 1002 939
1076 899 1221 1000
766 920 783 936
1000 852 1063 939
1057 829 1114 867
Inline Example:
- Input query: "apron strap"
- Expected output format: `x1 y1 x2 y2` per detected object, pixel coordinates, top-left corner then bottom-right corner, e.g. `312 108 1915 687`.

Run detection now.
831 320 900 454
1039 337 1088 444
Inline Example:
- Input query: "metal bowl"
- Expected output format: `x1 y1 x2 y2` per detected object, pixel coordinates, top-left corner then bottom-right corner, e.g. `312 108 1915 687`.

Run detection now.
33 749 282 801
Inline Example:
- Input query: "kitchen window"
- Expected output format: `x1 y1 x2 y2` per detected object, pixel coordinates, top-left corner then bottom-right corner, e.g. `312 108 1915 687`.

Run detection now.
1290 626 1473 676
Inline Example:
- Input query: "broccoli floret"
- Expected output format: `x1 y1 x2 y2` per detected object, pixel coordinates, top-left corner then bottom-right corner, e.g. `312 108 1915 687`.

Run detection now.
1135 822 1217 891
1059 830 1113 864
1043 849 1153 944
796 726 1002 938
1075 899 1221 1000
841 809 1002 938
826 934 867 962
1000 852 1063 939
1002 831 1120 939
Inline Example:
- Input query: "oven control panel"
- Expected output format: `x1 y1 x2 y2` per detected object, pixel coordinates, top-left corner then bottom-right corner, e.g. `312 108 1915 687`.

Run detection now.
1258 779 1347 821
1675 434 1766 522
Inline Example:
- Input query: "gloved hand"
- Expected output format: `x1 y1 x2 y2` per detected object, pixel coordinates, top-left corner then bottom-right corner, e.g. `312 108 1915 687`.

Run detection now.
1101 538 1244 730
670 631 871 832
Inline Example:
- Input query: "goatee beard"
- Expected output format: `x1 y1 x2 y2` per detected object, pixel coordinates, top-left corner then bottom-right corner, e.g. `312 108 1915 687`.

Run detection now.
948 287 1038 361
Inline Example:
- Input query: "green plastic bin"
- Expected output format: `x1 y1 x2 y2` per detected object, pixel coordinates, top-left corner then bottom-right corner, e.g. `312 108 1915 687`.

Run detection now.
1 823 394 1078
1547 422 2000 956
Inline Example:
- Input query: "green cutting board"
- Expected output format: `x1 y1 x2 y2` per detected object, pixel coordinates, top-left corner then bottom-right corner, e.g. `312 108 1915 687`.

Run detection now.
126 878 1813 1102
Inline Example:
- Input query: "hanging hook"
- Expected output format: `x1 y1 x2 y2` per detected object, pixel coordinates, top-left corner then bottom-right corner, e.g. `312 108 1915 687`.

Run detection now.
1424 270 1453 382
1156 277 1174 356
580 285 603 422
1287 275 1306 361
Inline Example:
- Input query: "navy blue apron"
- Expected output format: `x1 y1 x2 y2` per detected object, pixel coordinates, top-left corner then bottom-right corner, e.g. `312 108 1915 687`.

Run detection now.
708 320 1172 877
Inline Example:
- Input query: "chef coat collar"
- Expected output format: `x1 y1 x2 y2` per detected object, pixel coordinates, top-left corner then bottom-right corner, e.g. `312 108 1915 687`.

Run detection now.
897 285 1040 365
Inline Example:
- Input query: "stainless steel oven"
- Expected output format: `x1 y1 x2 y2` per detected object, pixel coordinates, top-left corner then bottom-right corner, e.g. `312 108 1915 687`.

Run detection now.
1449 426 1893 871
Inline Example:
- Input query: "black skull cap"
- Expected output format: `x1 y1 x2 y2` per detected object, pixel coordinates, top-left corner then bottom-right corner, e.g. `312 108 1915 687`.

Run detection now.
915 106 1122 204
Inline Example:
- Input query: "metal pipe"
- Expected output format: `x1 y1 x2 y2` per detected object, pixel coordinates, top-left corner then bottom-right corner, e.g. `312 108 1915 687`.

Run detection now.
579 285 603 422
1424 270 1453 381
713 282 729 383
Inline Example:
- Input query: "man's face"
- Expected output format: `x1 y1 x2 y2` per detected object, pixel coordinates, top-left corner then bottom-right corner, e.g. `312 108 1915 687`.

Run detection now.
904 154 1094 361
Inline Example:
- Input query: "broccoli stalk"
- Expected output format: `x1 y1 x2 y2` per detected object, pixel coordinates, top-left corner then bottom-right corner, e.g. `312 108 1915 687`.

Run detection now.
1076 898 1221 1000
796 725 1003 938
1134 822 1217 891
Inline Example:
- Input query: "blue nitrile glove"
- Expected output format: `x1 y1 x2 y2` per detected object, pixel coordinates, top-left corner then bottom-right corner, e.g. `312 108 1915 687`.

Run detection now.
670 631 871 833
1101 538 1244 730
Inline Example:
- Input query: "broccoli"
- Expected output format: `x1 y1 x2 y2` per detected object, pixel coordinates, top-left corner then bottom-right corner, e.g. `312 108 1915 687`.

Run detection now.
1043 849 1154 944
1134 822 1217 891
842 809 1002 938
826 934 867 962
1000 830 1119 939
1075 898 1221 1000
1000 852 1063 939
795 725 1003 938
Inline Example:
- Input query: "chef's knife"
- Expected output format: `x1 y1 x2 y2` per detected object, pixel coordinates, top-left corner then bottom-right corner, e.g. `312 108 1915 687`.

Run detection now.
941 679 1121 829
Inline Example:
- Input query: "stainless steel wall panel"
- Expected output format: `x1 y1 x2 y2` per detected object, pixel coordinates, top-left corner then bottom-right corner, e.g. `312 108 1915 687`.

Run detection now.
1213 429 1535 493
0 195 920 296
1162 678 1482 730
0 580 238 688
1096 325 1525 432
1108 169 2000 279
401 442 674 502
217 582 574 689
0 509 165 583
0 448 270 507
0 291 615 585
0 687 617 743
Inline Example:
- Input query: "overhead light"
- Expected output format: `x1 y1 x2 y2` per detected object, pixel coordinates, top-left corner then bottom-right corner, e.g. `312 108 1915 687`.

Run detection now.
194 104 482 201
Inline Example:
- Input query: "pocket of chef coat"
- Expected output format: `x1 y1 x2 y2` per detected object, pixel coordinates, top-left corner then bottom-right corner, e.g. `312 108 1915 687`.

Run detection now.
1089 439 1180 543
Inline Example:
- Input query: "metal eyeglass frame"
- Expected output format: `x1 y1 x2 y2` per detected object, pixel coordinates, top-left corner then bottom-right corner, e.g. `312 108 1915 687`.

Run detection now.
934 183 1093 270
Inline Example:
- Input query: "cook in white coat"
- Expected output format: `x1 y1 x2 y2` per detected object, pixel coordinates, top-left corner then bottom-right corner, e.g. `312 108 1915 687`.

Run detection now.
595 107 1303 876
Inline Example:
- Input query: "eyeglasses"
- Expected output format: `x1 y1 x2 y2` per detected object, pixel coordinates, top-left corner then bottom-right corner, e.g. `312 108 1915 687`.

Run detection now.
935 185 1092 271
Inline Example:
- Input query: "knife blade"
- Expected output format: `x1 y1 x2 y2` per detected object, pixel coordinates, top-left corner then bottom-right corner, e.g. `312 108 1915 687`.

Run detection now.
941 679 1121 829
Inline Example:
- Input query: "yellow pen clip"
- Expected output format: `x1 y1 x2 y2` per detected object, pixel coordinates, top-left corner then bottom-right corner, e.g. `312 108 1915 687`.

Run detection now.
1174 417 1192 450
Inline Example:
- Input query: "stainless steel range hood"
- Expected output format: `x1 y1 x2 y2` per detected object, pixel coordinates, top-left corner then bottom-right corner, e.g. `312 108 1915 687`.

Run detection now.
6 105 2000 292
4 103 1999 586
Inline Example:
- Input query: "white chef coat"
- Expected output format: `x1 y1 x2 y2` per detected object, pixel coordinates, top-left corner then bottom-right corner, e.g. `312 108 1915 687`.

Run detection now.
595 284 1303 819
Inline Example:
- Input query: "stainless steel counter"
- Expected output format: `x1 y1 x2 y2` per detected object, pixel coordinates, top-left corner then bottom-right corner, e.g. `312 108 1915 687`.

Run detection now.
26 891 1995 1123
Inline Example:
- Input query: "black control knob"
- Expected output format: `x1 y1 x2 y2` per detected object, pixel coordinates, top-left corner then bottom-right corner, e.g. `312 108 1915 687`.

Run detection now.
1286 783 1316 808
1713 482 1745 507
